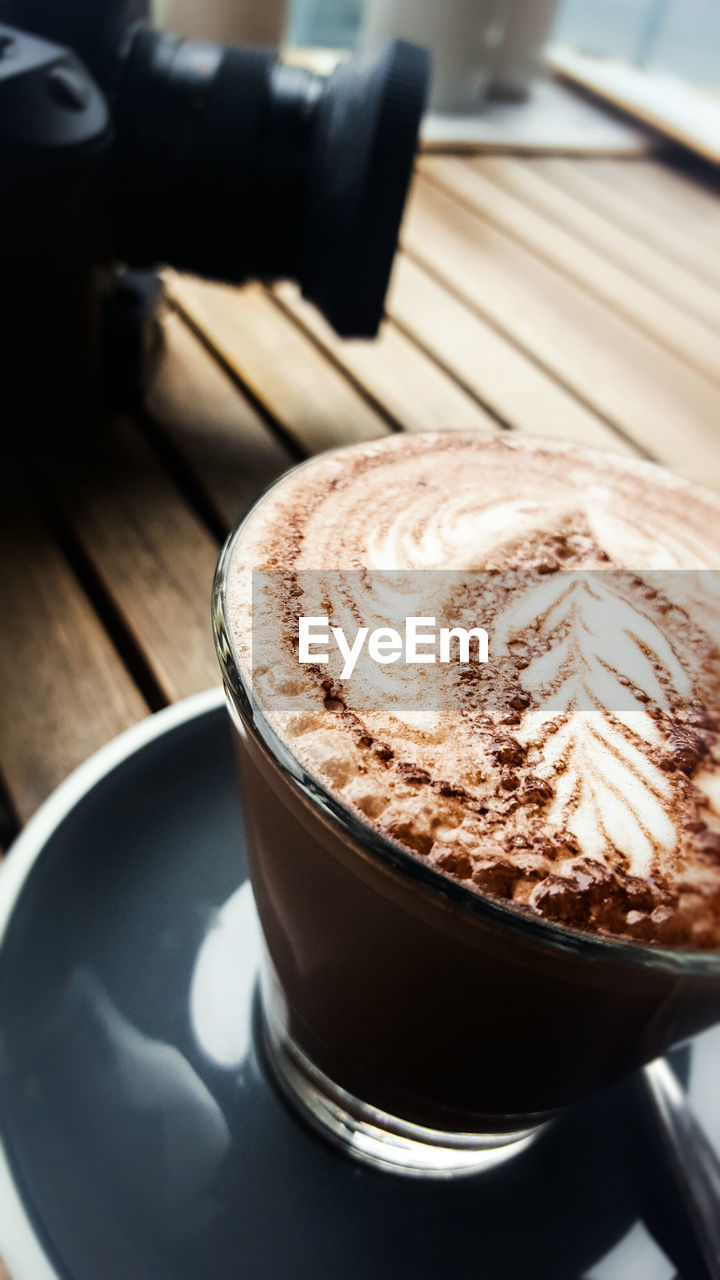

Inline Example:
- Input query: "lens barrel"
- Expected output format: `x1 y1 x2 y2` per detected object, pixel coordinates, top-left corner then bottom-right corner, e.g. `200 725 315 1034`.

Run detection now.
111 33 429 337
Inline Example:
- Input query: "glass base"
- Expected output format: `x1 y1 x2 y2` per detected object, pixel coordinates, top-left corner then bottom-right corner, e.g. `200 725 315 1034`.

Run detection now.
260 989 546 1179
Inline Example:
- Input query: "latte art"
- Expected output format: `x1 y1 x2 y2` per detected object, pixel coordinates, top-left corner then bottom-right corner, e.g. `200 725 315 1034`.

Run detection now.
227 433 720 949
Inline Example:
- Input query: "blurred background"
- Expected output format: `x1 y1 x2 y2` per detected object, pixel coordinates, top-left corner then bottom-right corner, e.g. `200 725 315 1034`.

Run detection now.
285 0 720 86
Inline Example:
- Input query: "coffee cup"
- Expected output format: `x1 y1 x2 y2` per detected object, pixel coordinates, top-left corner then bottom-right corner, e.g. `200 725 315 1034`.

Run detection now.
213 431 720 1176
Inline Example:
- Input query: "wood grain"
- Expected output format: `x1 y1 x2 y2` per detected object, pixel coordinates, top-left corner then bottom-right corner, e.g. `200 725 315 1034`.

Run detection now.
535 158 720 300
56 418 221 705
146 306 294 531
386 254 634 455
164 274 390 454
401 175 720 488
420 156 720 388
463 155 720 344
273 281 499 433
0 506 147 821
600 158 720 245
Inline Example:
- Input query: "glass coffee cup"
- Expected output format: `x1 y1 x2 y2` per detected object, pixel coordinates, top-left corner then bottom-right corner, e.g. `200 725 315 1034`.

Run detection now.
212 431 720 1177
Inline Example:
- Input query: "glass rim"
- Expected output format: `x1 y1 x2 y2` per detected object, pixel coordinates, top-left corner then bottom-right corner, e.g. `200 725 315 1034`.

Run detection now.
212 459 720 982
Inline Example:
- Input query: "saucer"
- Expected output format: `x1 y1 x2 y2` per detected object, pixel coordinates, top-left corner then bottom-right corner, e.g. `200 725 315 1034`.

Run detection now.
0 688 718 1280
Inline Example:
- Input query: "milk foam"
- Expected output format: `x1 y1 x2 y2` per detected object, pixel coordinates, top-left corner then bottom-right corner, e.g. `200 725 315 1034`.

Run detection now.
227 433 720 948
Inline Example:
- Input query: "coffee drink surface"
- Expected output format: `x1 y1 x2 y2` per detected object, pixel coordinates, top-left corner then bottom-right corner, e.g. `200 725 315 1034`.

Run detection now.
227 432 720 950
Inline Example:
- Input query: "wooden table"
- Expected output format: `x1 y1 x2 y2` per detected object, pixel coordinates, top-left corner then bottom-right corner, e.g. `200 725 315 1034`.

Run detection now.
2 151 720 849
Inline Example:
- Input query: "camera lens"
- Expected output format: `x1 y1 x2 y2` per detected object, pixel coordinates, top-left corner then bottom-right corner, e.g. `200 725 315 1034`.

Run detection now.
111 33 429 337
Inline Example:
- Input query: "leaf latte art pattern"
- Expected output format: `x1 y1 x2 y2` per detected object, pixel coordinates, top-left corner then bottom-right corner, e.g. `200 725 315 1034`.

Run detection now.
498 573 692 879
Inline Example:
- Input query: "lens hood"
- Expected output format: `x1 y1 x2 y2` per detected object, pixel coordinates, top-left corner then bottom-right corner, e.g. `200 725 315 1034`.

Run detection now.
301 40 429 337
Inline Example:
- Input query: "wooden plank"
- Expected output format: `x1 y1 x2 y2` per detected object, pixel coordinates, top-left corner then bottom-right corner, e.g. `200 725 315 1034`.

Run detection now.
420 155 720 387
548 46 720 166
146 306 295 531
599 158 720 243
401 175 720 488
57 419 221 705
164 273 390 455
273 281 499 434
386 253 635 455
534 157 720 298
0 506 147 822
463 154 720 340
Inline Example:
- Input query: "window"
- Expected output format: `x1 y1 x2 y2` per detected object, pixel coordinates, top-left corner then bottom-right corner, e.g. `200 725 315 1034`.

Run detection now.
287 0 720 87
287 0 363 49
542 0 719 84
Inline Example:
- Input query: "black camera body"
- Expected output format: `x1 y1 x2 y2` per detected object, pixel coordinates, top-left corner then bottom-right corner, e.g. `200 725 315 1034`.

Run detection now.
0 1 428 432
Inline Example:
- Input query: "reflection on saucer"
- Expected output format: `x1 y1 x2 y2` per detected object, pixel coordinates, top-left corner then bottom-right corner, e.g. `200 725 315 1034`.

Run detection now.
51 970 231 1218
0 696 710 1280
585 1220 674 1280
189 882 261 1069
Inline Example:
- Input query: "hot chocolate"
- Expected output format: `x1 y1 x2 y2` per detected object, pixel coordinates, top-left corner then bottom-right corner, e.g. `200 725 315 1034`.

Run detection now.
226 432 720 951
215 431 720 1173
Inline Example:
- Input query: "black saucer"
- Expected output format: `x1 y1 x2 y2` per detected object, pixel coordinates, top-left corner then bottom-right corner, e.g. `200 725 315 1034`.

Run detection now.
0 689 718 1280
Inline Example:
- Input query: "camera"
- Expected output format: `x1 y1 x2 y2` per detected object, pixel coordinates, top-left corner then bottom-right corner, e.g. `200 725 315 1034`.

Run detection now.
0 0 429 432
